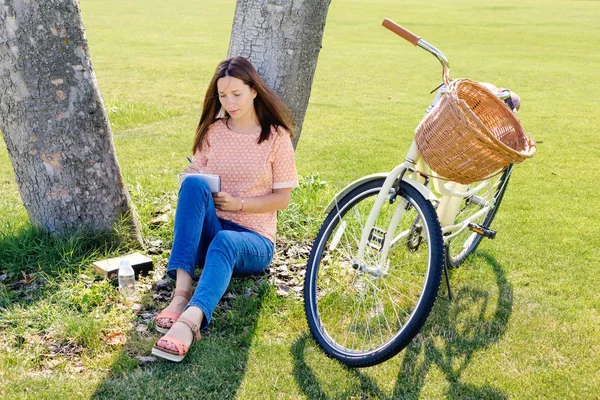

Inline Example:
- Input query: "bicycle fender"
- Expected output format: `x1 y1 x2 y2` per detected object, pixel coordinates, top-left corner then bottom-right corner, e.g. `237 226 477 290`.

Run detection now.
324 173 388 214
402 177 435 202
324 173 434 214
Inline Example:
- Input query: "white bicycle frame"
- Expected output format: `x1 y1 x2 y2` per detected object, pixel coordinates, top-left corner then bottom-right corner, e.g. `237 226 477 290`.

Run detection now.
351 22 512 272
353 140 502 272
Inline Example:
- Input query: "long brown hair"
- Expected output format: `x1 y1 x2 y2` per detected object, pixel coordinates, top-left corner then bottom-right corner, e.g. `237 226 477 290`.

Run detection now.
192 57 295 153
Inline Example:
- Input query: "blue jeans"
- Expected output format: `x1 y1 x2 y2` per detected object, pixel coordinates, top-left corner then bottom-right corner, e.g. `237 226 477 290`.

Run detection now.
167 176 274 328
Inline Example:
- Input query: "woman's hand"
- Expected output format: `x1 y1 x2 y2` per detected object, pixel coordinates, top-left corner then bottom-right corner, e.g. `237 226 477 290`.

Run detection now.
184 164 201 174
213 192 242 211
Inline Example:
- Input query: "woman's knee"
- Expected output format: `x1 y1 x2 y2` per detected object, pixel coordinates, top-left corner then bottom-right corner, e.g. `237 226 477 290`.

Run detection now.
203 231 239 269
210 230 238 251
180 175 212 197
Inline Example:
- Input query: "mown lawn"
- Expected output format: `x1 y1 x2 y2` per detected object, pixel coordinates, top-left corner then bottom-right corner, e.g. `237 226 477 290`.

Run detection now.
1 0 599 398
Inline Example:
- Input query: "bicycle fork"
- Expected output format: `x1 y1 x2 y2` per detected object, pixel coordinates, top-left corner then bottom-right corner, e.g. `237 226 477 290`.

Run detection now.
352 141 456 299
355 142 426 273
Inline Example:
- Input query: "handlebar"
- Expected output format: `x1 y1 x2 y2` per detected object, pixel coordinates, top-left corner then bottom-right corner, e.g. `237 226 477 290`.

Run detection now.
382 19 520 112
382 19 421 46
382 18 451 84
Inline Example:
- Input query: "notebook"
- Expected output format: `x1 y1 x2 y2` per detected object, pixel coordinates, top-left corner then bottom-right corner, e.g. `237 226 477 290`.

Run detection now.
178 173 221 193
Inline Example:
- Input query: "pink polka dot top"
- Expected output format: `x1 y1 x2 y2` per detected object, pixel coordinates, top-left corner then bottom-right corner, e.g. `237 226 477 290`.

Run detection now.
192 119 298 242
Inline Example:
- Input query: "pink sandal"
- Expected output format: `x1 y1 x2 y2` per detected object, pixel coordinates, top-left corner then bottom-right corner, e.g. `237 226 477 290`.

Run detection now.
154 289 193 334
151 316 201 362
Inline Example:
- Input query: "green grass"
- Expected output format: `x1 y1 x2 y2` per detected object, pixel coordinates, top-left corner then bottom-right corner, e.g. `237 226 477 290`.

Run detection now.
1 0 600 398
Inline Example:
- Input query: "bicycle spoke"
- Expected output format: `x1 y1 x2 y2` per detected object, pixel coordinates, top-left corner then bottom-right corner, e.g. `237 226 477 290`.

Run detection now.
385 270 427 290
306 179 444 366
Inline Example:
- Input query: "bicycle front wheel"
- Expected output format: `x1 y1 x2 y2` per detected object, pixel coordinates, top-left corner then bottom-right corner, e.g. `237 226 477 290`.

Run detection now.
446 165 512 267
304 178 444 367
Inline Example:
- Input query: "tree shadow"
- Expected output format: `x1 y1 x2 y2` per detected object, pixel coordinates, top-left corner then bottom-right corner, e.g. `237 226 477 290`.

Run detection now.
0 225 268 399
92 274 269 400
0 225 139 395
0 225 127 308
292 252 513 399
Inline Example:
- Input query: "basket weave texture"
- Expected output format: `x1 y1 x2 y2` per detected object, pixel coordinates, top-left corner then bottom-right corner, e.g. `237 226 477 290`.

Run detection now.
414 79 535 184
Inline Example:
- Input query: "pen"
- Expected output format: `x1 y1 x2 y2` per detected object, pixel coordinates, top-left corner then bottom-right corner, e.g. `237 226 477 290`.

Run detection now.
187 157 192 163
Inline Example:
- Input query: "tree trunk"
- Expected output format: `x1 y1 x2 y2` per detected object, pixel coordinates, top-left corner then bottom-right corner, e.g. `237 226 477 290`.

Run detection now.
0 0 141 238
228 0 331 148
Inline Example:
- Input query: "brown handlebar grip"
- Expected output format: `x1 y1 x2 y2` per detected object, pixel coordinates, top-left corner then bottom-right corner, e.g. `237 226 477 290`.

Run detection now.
382 18 421 46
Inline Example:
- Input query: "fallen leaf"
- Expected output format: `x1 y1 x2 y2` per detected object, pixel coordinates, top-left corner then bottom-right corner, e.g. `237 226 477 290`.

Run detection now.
20 271 36 284
44 343 59 353
104 331 127 345
149 214 169 226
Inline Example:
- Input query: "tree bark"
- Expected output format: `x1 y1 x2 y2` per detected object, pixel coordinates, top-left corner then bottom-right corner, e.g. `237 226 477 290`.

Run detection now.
0 0 141 238
228 0 331 148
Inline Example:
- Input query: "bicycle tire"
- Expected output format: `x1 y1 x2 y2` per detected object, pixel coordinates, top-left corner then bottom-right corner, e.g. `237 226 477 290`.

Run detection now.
304 178 444 367
446 165 513 268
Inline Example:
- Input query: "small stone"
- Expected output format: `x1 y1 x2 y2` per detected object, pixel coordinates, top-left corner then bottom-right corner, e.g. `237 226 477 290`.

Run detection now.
45 343 58 353
0 274 7 282
276 285 290 297
136 356 157 365
139 312 157 320
148 239 163 248
277 265 289 273
135 324 148 333
155 279 170 290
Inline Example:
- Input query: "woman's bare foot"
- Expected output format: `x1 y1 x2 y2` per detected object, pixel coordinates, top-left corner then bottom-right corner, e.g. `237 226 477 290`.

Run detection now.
155 307 204 352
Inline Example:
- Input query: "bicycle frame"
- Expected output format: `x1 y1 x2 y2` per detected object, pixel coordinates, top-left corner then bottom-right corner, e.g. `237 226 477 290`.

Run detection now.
352 142 501 273
348 21 509 272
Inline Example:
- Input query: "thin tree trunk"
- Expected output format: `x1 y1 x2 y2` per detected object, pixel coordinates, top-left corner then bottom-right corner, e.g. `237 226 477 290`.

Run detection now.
228 0 331 148
0 0 141 239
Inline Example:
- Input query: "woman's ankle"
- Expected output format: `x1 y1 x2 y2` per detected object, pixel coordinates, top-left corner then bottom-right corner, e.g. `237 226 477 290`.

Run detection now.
182 306 204 324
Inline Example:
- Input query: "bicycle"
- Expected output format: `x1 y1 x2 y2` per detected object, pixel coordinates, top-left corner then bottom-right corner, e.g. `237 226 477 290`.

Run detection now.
303 19 535 368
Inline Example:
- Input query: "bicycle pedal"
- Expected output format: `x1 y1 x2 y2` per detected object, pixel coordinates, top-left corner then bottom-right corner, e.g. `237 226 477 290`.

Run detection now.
468 223 496 239
368 227 386 251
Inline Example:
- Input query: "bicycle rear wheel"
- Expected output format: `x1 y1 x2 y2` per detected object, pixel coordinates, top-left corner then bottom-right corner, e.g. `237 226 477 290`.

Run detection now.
304 178 444 367
446 165 512 268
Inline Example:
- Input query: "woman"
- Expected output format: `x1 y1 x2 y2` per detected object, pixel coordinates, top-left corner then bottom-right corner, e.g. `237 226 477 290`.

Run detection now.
152 56 297 362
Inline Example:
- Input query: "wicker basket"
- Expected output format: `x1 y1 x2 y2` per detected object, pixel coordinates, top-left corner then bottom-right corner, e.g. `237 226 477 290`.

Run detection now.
414 79 535 184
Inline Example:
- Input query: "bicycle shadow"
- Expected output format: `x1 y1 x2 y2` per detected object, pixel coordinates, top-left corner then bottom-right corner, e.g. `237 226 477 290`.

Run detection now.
291 251 513 399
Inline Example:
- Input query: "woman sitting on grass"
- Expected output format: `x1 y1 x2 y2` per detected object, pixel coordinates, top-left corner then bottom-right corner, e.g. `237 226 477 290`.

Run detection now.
152 56 298 362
